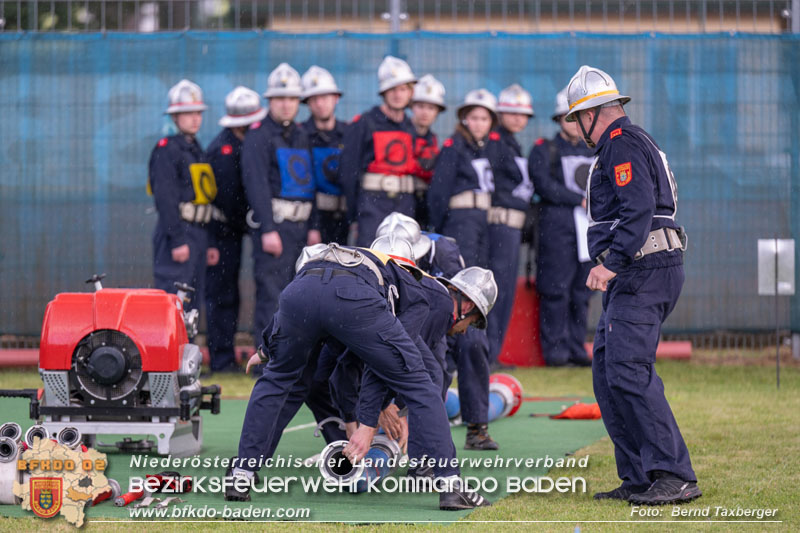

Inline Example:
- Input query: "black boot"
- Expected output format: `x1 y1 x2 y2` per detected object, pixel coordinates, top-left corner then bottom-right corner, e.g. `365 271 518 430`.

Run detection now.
439 481 492 510
628 471 702 505
464 423 499 451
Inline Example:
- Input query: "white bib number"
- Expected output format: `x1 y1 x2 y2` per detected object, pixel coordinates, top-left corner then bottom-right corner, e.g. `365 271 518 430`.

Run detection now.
471 158 494 193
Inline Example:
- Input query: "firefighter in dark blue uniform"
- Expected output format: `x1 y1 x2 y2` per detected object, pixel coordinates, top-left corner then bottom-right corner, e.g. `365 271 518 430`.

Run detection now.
241 63 321 342
428 90 500 450
301 66 349 245
428 89 498 268
204 86 267 373
148 79 215 315
340 56 418 247
409 74 446 230
226 243 491 510
486 84 535 363
565 65 699 504
529 86 595 367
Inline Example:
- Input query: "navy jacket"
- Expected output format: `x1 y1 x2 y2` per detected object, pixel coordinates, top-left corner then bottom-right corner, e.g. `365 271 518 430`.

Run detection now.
303 118 347 198
488 126 534 211
206 128 248 241
428 131 496 231
148 134 209 247
240 114 314 234
588 116 679 273
339 106 417 222
418 232 465 279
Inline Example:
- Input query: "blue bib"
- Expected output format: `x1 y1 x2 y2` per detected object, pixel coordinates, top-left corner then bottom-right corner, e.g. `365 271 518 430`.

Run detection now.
311 146 342 196
276 148 314 199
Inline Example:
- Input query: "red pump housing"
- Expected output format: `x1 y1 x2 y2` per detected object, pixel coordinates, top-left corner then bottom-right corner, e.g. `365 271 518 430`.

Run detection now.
38 288 189 372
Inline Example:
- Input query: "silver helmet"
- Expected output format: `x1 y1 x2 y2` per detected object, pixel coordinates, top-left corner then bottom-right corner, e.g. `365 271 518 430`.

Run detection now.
165 79 208 115
564 65 630 122
370 234 424 280
264 62 303 99
440 267 498 329
552 86 570 121
295 243 331 273
219 86 267 128
377 55 417 94
456 88 498 128
301 65 343 102
412 74 446 110
375 212 432 260
497 83 534 116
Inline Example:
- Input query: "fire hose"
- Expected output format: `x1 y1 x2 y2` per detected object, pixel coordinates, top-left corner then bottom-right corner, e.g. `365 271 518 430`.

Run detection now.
446 373 524 423
318 434 402 493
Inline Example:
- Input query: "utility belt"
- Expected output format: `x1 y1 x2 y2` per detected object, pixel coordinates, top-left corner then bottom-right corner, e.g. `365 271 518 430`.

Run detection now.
596 227 687 265
316 192 347 213
448 190 491 211
303 243 385 287
487 206 526 229
414 177 430 193
179 202 226 225
361 172 415 197
272 198 312 224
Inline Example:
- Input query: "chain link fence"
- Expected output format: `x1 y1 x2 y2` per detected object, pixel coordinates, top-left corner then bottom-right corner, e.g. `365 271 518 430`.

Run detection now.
0 0 798 33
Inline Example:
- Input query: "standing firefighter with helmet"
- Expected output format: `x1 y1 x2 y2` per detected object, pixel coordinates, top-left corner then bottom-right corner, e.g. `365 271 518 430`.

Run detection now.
241 63 320 344
301 65 349 245
340 56 418 246
565 65 700 504
409 74 446 229
148 79 216 315
529 86 595 367
204 86 267 373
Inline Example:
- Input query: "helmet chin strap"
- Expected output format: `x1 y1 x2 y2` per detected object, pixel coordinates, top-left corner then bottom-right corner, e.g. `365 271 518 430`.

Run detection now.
577 107 601 148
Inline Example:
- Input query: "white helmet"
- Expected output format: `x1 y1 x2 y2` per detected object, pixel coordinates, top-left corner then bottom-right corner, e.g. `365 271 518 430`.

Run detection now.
412 74 446 110
375 212 432 260
497 83 534 116
377 55 417 94
552 86 570 121
165 79 208 114
295 243 331 273
301 65 343 102
457 89 498 126
439 267 498 330
219 86 267 128
264 63 303 99
564 65 630 122
370 234 416 266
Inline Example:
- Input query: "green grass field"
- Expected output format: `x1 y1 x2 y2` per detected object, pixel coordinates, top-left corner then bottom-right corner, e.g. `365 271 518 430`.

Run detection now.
0 356 797 532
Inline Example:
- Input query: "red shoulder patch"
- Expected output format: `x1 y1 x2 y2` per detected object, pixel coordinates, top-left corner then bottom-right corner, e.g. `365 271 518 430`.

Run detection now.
157 137 168 148
489 131 501 141
249 121 261 130
350 114 361 123
609 128 622 139
221 144 233 155
535 138 546 146
443 138 454 148
614 162 633 187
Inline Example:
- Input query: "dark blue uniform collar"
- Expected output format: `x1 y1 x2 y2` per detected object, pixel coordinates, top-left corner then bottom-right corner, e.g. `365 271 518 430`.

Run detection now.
594 116 631 153
497 126 521 155
369 105 409 127
303 117 346 137
170 133 203 153
266 113 296 132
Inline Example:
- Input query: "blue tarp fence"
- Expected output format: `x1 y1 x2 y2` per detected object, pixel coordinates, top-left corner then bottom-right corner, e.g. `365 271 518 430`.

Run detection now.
1 31 798 336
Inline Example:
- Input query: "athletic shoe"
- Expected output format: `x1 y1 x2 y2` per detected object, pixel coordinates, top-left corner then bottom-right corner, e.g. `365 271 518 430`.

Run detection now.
593 484 648 500
223 467 259 502
628 472 702 505
439 488 492 510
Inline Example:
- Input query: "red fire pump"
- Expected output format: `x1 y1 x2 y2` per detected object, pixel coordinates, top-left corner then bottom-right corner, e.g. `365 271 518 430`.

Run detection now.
0 275 220 457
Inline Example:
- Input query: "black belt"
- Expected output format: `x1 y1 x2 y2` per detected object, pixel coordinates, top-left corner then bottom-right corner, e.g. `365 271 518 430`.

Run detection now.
302 267 357 278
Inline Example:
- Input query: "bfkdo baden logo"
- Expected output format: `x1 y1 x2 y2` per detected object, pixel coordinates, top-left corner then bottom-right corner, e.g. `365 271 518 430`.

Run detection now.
30 477 63 518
